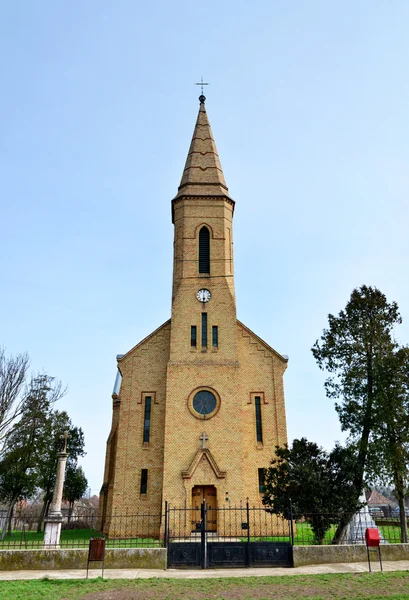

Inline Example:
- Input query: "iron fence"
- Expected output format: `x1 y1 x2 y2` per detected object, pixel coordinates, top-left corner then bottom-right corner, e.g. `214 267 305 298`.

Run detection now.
0 505 408 549
0 512 163 549
167 503 290 542
292 511 409 545
166 503 409 547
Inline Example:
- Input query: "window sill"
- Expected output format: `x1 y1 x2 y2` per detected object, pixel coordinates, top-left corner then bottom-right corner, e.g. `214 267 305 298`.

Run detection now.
256 443 264 450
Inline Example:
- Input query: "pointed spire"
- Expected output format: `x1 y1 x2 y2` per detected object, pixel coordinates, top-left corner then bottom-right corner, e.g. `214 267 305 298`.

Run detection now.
174 96 231 201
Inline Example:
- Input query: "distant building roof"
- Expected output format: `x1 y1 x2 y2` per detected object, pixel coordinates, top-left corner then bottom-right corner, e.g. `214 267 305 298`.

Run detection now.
366 489 397 507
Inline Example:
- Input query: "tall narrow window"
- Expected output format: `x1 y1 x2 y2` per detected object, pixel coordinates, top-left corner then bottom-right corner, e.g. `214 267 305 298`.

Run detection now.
199 226 210 273
258 468 265 493
191 326 197 348
143 396 151 443
202 313 208 348
212 325 218 348
140 469 148 494
255 396 263 443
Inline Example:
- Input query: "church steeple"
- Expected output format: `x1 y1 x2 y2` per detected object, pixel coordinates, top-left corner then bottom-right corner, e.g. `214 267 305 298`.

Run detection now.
170 96 237 360
172 96 232 221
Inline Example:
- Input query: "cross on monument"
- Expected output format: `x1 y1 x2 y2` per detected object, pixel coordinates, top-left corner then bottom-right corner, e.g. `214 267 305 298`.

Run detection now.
200 432 208 450
60 430 70 453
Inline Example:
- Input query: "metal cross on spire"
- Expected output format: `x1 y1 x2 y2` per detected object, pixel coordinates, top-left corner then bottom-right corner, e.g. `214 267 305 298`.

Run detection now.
194 76 209 104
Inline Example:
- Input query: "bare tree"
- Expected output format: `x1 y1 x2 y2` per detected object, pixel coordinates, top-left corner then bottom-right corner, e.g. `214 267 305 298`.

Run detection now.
0 348 30 446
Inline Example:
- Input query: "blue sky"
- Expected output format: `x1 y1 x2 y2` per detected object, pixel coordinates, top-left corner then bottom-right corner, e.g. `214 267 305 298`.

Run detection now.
1 1 408 495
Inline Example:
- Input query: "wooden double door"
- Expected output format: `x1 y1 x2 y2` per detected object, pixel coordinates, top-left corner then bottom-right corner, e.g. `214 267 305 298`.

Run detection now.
191 485 217 532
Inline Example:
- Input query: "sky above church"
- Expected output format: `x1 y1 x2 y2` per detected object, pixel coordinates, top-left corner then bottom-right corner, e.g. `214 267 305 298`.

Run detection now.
1 1 409 495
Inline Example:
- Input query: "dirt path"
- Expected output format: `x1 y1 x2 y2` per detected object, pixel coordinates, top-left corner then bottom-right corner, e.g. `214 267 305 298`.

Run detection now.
78 573 409 600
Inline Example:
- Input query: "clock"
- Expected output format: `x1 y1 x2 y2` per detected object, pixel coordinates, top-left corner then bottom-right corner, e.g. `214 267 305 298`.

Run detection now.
196 289 211 303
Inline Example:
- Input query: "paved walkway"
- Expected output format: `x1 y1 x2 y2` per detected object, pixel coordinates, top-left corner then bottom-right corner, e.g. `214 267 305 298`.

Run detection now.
0 561 408 580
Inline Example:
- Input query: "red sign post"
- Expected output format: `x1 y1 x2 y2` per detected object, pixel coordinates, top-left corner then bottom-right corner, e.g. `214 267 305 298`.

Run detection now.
365 528 382 572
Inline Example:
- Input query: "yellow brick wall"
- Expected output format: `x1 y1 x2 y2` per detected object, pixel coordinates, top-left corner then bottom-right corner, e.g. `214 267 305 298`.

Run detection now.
100 322 171 528
100 193 288 537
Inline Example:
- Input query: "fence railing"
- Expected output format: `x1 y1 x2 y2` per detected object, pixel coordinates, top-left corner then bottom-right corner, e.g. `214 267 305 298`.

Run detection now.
0 505 408 549
167 503 290 542
292 511 409 545
0 512 163 549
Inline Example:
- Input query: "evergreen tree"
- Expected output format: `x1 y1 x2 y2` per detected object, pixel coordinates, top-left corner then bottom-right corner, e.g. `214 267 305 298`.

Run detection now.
312 285 401 505
35 410 85 531
369 346 409 542
63 465 88 524
0 374 62 538
262 438 361 544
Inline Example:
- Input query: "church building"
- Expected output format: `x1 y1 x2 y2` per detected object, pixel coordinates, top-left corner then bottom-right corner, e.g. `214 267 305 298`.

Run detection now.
99 94 288 532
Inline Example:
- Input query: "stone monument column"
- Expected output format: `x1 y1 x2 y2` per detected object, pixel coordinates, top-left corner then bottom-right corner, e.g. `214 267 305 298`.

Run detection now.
44 431 69 549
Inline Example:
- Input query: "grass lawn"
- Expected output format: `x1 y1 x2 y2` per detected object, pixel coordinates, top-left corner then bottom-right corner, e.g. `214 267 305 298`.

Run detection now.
2 572 409 599
251 522 406 545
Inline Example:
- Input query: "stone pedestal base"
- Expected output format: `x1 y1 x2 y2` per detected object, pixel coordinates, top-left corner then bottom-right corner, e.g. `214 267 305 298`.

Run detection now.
44 516 62 549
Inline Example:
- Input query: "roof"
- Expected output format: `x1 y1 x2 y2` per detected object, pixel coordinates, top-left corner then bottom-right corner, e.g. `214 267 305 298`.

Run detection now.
116 319 171 365
366 489 397 506
237 320 288 363
172 97 233 214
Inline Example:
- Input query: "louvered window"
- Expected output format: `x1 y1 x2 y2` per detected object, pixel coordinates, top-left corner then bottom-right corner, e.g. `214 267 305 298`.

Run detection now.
199 226 210 273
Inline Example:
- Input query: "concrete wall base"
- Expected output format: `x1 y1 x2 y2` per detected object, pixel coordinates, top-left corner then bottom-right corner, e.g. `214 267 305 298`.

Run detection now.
2 544 409 571
0 548 167 571
293 543 409 567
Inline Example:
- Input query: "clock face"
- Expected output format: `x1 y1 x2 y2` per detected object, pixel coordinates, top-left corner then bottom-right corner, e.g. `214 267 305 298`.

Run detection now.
196 289 211 303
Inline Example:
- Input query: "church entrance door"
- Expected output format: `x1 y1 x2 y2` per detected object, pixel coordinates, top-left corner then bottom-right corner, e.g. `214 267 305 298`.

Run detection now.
191 485 217 532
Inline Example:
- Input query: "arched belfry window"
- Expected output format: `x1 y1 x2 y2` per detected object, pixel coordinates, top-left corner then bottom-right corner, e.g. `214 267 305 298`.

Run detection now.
199 226 210 274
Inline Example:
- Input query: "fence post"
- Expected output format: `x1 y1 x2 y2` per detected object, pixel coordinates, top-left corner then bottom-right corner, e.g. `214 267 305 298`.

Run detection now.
201 500 207 569
289 498 295 546
246 499 252 567
164 501 168 548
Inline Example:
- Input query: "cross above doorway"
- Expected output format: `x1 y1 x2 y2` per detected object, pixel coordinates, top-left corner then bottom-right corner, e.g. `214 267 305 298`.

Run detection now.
200 432 208 449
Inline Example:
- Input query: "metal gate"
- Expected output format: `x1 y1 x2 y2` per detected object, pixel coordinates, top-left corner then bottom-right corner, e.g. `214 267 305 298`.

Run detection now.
166 501 293 569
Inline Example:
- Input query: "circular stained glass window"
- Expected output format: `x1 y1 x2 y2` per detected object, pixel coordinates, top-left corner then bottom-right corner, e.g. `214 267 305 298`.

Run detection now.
192 390 217 416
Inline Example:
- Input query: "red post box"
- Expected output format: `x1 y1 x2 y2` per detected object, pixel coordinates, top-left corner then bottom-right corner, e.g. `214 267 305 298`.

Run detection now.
365 528 380 547
365 528 382 572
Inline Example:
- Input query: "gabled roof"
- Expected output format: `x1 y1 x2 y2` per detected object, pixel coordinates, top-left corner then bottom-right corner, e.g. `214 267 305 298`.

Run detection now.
237 319 288 363
116 319 171 365
182 448 226 479
366 489 397 507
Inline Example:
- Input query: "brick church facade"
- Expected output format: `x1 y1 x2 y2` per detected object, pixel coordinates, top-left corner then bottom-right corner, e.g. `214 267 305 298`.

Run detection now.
99 95 288 532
